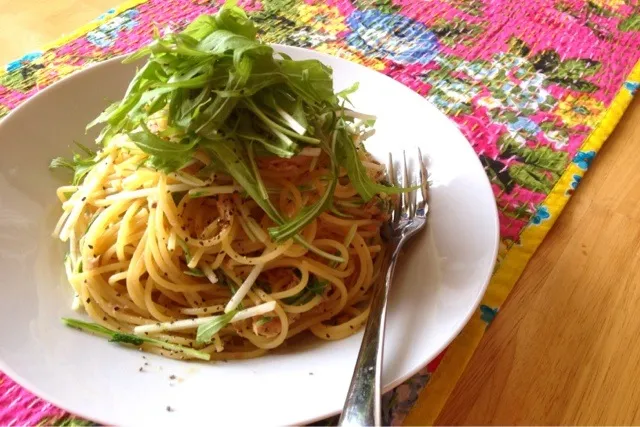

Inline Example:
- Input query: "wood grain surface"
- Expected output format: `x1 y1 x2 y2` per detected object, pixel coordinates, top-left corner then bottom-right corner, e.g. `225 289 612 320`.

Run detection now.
433 95 640 426
1 2 639 425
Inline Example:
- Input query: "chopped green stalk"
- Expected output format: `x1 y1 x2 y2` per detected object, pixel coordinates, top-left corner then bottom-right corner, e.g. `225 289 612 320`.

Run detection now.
247 142 269 200
255 316 274 326
62 318 210 360
50 147 102 186
244 99 320 144
268 171 337 242
282 278 326 305
177 238 192 263
329 205 353 219
335 124 414 201
195 310 237 344
184 268 205 277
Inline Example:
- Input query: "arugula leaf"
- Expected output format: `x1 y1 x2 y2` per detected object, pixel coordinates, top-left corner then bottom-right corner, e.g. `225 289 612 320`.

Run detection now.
184 268 205 277
192 56 253 138
62 318 210 360
268 170 336 241
308 277 328 295
199 30 272 66
255 316 274 326
282 277 328 306
278 59 336 106
195 310 237 344
202 139 282 221
335 126 410 201
49 142 100 185
177 238 192 263
337 82 359 106
183 14 219 41
213 0 257 39
282 289 315 306
128 122 197 172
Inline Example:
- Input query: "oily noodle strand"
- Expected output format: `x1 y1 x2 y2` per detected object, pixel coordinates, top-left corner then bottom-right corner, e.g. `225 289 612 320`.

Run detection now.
53 134 388 360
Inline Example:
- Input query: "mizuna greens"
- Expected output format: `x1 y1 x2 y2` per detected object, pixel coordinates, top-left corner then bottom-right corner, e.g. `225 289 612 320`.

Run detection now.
59 0 405 244
51 1 410 359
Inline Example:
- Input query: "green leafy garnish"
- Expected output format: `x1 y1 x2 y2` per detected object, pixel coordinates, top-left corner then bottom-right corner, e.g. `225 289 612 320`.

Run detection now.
128 122 198 172
49 142 99 185
62 318 210 360
184 268 205 277
76 0 410 244
255 316 274 326
282 277 327 306
177 238 192 263
195 310 237 344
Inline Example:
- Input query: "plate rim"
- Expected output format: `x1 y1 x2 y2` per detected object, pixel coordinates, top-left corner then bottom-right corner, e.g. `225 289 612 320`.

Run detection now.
0 44 500 425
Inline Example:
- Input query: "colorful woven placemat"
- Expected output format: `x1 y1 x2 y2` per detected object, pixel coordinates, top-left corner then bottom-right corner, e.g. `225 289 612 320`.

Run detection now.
1 0 639 425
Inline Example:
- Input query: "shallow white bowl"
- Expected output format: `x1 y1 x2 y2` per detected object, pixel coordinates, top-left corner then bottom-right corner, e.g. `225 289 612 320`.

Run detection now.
0 45 498 425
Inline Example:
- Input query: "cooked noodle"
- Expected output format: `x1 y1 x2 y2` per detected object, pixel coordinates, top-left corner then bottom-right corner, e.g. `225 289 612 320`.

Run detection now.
53 133 391 360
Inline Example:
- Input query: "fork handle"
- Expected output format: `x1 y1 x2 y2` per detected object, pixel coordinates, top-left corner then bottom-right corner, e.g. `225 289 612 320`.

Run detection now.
338 241 401 427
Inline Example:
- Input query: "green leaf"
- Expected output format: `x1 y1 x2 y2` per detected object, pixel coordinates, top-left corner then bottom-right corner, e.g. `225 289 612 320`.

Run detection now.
49 143 100 185
255 316 274 326
282 289 315 305
335 126 410 201
128 122 197 172
184 268 205 277
278 59 336 106
202 138 282 222
196 310 237 344
337 82 359 102
307 277 327 295
192 56 254 138
268 170 337 241
214 0 258 39
62 318 210 360
183 14 219 41
199 30 272 66
282 278 326 305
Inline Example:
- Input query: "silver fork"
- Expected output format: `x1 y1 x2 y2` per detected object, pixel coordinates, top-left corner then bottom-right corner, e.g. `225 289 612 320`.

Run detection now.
338 149 430 427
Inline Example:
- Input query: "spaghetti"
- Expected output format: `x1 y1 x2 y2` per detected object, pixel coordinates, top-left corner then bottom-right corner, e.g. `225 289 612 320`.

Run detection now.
51 1 403 361
53 132 392 360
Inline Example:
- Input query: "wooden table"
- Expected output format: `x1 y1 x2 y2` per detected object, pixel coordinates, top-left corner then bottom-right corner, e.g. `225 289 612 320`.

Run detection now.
2 1 639 424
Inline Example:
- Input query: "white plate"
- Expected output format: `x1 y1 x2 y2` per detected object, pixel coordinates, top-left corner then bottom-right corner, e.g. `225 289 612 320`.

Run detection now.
0 45 498 426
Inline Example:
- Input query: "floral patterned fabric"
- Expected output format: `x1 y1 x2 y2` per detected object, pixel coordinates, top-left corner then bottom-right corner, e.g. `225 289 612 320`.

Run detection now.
0 0 639 425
